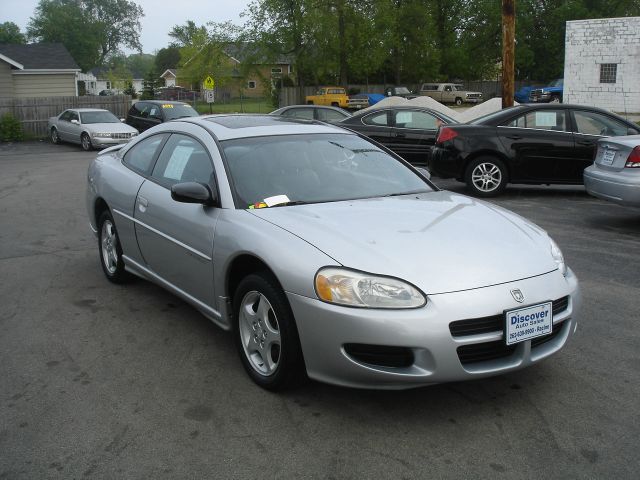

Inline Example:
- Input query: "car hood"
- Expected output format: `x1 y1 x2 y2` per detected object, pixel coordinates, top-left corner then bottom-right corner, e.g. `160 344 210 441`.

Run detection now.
248 191 558 295
85 122 138 133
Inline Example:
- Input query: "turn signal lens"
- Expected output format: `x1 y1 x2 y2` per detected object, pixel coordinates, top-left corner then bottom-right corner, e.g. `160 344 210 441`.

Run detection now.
625 146 640 168
436 127 458 144
315 267 426 309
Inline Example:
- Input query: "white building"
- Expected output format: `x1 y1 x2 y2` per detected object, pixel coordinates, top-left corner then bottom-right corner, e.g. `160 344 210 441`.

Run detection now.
564 17 640 113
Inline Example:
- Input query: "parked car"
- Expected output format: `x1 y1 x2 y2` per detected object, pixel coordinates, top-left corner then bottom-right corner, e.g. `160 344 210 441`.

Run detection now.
48 108 138 151
529 79 564 103
419 83 483 105
514 84 540 103
584 135 640 207
98 89 118 96
384 86 417 99
126 100 199 133
270 105 352 122
305 87 369 110
351 93 386 106
87 114 580 390
429 104 640 197
338 106 458 166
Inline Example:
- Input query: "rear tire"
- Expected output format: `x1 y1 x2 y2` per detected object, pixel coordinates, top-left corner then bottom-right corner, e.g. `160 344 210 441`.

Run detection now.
464 156 508 197
331 102 339 107
550 94 562 103
50 127 60 145
455 97 463 106
307 101 314 105
233 272 305 391
81 132 93 151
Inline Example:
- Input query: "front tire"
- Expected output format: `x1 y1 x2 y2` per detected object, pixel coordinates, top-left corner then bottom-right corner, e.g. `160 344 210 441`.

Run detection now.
550 94 562 103
455 97 463 106
233 272 305 391
81 132 93 151
50 127 60 145
98 210 131 283
465 156 508 197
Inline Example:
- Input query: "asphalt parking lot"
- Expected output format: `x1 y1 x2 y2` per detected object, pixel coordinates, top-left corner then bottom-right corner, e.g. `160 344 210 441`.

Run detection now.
1 141 639 479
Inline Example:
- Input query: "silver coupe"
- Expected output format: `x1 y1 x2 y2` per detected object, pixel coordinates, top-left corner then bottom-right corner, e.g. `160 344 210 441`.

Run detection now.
49 108 138 151
86 115 581 390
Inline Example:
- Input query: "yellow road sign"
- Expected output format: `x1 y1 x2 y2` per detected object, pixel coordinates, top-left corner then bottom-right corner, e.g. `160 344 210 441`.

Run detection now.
203 76 215 90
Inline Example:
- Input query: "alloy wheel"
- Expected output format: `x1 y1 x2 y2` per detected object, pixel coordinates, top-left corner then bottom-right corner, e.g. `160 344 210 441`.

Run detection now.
101 220 119 274
238 291 281 376
471 162 502 193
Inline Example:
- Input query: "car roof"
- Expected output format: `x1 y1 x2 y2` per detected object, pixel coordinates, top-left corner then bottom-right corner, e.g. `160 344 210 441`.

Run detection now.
69 108 110 112
472 104 637 126
272 105 347 113
134 100 190 105
182 114 354 141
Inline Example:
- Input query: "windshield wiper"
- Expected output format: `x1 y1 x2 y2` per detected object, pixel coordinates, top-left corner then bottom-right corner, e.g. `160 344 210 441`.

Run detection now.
382 190 431 197
270 200 312 207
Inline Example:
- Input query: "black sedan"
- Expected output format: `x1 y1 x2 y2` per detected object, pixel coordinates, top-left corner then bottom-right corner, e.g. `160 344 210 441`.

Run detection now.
126 100 199 133
430 104 640 196
270 105 352 122
338 106 458 166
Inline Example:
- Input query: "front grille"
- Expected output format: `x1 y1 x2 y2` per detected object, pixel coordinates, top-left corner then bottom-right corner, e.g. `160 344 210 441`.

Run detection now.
449 296 570 337
344 343 414 368
457 320 565 366
467 93 482 98
112 132 134 139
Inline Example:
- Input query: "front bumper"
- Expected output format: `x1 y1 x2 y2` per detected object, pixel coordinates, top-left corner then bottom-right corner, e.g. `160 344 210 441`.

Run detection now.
465 98 483 103
584 165 640 207
288 268 580 389
91 136 136 148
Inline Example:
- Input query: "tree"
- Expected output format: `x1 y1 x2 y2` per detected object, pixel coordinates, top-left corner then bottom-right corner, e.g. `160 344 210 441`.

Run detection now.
0 22 26 44
169 21 208 47
155 46 181 73
27 0 144 71
140 70 159 100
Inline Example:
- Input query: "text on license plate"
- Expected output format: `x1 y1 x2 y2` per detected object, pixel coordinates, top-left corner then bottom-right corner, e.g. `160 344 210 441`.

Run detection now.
505 302 552 345
601 149 616 166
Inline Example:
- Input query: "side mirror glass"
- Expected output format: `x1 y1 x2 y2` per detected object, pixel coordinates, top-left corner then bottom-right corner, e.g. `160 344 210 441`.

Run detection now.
171 182 217 206
416 167 431 180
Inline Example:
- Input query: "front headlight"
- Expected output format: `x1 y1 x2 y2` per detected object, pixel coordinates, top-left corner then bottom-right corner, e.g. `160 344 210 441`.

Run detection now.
314 267 426 309
92 132 112 138
549 238 567 276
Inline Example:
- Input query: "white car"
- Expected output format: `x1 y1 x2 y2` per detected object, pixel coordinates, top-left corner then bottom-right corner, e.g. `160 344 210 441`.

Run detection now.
48 108 138 151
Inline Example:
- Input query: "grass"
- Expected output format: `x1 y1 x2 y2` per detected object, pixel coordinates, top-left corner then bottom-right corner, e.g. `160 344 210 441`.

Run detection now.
192 97 275 115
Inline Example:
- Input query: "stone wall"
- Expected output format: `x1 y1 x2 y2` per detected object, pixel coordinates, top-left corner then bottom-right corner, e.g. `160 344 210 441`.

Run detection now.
564 17 640 113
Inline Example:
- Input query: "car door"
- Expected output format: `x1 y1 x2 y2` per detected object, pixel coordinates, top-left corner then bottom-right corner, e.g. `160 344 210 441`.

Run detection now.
571 109 639 179
134 132 220 306
389 109 441 166
56 110 73 141
66 110 82 144
497 109 577 182
349 110 392 146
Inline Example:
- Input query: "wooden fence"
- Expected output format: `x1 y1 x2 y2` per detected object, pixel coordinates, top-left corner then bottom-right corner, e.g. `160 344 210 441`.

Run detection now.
278 80 544 107
0 95 132 137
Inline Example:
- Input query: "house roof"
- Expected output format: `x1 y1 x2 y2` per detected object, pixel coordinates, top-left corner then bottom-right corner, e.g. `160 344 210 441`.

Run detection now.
89 65 145 80
222 43 293 66
160 69 177 78
0 43 80 70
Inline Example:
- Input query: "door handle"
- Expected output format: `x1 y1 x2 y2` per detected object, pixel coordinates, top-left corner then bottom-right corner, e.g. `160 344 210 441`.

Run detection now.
394 132 406 138
576 140 594 146
506 135 522 140
138 196 148 212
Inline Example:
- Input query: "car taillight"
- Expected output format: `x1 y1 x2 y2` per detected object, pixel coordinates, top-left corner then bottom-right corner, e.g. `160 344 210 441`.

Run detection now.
625 146 640 168
436 127 458 144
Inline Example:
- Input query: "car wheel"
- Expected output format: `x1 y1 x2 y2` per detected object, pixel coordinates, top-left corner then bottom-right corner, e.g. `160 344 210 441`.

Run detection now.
455 97 463 106
81 133 93 151
465 156 508 197
331 102 339 107
550 95 561 103
98 210 131 283
307 101 314 105
50 127 60 145
233 272 305 391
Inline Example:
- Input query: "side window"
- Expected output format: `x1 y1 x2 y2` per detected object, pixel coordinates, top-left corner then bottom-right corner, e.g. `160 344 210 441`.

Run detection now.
444 85 452 92
59 110 71 122
318 109 347 122
395 110 438 129
283 108 314 120
123 134 166 174
573 110 630 136
505 110 567 131
138 103 150 118
362 112 389 126
151 134 213 188
149 105 161 119
69 111 79 123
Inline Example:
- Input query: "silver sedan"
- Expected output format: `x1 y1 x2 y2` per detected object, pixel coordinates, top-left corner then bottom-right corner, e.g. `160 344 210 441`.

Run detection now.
86 115 580 390
49 108 138 151
584 135 640 207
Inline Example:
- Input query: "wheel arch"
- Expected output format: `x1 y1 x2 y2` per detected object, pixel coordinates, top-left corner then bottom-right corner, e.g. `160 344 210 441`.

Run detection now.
93 197 110 227
225 254 285 303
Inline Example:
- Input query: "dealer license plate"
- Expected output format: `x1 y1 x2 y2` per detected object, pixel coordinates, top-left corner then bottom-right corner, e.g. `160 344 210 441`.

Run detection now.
601 149 616 166
505 302 553 345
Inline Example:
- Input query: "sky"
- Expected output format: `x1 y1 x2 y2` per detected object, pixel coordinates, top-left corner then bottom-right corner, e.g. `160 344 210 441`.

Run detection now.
1 0 252 53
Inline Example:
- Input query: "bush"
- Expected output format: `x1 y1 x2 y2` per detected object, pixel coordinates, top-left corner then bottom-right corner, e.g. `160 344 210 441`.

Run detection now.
0 113 24 142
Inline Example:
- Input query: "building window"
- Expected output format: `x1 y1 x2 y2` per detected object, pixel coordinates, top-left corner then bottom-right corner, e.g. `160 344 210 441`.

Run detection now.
247 80 257 89
600 64 617 84
271 68 282 75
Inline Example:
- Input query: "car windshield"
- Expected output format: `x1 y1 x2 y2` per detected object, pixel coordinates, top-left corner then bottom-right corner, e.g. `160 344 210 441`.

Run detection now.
395 87 411 94
80 111 120 124
222 133 434 208
162 104 199 120
548 79 563 87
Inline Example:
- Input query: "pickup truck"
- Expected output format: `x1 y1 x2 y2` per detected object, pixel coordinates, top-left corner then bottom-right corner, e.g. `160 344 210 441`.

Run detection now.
419 83 483 105
383 86 417 99
529 79 563 103
305 87 369 110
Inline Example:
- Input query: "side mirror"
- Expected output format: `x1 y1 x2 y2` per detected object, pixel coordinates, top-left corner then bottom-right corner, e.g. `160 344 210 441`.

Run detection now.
628 128 639 135
71 119 79 124
171 182 217 206
416 167 431 180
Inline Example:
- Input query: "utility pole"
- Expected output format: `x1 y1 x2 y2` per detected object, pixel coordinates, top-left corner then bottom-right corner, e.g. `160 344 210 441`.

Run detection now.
502 0 515 108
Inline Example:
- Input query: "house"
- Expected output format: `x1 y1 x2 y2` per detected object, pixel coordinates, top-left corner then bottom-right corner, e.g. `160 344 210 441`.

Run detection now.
564 17 640 113
0 43 80 98
165 44 294 99
83 66 144 95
